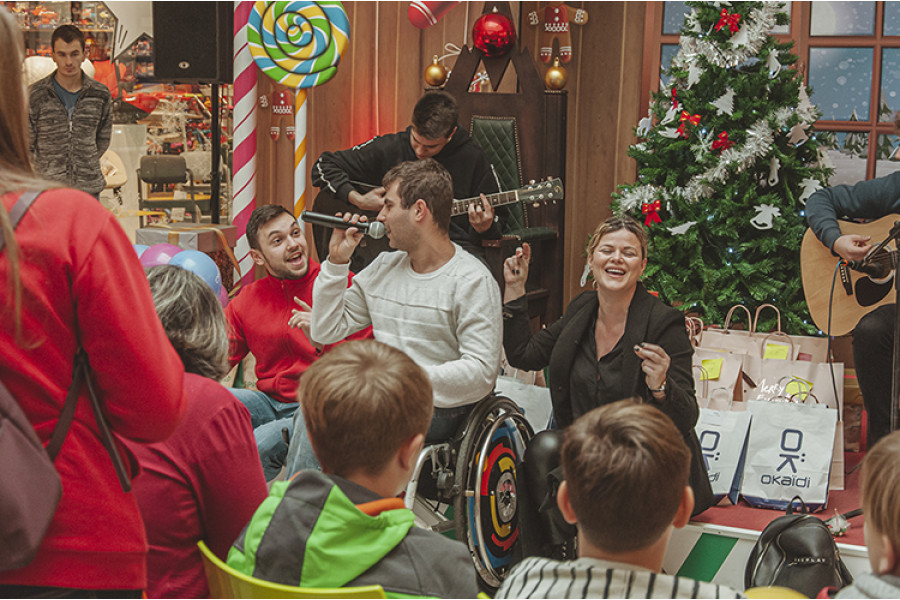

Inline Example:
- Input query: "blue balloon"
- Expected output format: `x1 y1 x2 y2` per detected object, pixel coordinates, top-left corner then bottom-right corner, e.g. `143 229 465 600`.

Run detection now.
169 250 222 294
133 244 150 258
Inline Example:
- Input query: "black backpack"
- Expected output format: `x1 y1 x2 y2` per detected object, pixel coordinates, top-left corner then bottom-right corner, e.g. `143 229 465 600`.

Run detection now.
745 498 853 598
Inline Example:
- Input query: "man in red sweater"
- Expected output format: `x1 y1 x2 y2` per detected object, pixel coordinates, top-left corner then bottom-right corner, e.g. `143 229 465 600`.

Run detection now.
226 204 369 479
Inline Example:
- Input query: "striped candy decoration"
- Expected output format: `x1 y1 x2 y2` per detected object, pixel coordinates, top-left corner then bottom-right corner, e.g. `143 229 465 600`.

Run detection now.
233 1 259 286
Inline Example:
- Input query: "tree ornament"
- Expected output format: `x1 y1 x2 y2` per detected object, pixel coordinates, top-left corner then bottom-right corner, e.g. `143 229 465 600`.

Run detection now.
712 130 734 153
668 221 697 235
750 204 780 229
659 128 680 139
767 51 782 78
712 87 735 115
473 10 516 58
424 55 449 86
730 26 749 47
408 1 459 28
797 85 813 113
637 108 653 138
544 57 568 90
660 105 679 125
671 87 679 110
642 200 662 227
687 62 703 88
528 2 588 63
676 110 701 138
767 155 781 186
788 123 809 146
799 177 823 205
714 7 741 33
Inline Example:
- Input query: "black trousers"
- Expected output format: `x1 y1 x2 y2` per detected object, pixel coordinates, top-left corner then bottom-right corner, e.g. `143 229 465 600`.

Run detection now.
853 303 897 448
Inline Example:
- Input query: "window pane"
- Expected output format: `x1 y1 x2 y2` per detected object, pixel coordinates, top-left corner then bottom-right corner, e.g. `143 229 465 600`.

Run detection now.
772 1 791 35
875 133 900 177
660 44 679 85
880 49 900 122
809 47 873 121
885 1 900 35
810 1 876 36
815 131 869 185
662 1 690 35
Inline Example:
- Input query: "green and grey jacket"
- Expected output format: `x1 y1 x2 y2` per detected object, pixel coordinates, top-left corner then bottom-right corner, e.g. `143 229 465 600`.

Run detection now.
228 471 478 598
28 72 112 195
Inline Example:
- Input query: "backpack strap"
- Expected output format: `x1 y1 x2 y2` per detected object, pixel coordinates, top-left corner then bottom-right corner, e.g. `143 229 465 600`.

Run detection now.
0 190 42 253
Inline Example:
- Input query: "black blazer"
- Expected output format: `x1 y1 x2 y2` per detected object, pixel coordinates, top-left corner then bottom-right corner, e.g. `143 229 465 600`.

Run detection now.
503 283 715 514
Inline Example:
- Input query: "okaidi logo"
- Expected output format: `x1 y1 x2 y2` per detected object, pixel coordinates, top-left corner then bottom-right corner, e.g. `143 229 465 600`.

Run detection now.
761 428 810 488
699 429 722 483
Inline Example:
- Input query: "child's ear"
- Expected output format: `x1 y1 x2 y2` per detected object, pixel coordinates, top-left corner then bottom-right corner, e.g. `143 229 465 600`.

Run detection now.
556 481 578 525
874 531 899 575
672 486 694 529
398 433 425 472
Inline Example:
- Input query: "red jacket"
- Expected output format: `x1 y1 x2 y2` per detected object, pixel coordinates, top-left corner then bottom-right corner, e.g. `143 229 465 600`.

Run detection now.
0 189 186 590
225 260 371 403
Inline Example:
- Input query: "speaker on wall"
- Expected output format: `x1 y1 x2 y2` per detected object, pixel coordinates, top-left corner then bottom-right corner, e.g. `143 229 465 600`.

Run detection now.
152 2 234 83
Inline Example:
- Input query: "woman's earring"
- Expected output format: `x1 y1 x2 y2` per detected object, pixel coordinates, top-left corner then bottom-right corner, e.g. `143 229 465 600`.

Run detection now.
580 263 591 287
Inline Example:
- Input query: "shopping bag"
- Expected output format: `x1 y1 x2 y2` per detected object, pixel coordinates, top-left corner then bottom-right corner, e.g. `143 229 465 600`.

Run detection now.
740 396 838 511
698 305 762 356
753 304 829 362
695 386 752 504
693 348 745 403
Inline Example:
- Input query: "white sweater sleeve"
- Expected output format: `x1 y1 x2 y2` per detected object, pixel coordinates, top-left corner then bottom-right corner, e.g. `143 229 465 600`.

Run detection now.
310 259 372 344
426 269 502 408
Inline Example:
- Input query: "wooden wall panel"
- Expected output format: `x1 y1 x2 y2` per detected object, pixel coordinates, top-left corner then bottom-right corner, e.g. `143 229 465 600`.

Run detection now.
250 2 646 304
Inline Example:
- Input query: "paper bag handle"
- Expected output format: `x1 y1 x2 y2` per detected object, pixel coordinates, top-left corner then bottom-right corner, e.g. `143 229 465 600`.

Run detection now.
758 331 795 358
753 303 783 334
692 364 709 401
686 316 704 347
723 305 753 332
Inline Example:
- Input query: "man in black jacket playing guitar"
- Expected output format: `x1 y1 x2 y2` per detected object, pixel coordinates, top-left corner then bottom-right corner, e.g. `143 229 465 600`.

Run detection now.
311 91 500 271
807 169 900 449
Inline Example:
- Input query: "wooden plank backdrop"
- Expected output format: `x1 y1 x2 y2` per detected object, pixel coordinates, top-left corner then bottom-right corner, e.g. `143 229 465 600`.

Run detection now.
251 1 645 306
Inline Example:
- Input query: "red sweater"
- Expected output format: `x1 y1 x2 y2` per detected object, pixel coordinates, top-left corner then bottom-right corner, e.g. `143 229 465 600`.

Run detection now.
0 189 186 589
127 373 267 598
225 260 371 403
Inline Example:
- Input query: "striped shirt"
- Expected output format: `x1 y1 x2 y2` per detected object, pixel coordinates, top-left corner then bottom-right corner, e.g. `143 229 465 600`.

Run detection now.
495 557 745 599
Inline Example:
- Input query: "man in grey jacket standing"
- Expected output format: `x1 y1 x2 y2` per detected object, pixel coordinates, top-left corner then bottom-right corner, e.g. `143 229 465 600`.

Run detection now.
29 25 111 197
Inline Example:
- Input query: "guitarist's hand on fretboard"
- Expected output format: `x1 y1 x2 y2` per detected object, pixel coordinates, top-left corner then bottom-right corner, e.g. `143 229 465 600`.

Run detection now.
468 194 495 234
348 187 386 212
833 233 873 262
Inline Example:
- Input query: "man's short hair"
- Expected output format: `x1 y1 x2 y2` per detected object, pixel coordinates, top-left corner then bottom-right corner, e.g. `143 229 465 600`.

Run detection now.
411 91 458 140
562 400 690 553
861 430 900 555
382 159 453 232
300 340 434 476
51 24 85 51
246 204 294 251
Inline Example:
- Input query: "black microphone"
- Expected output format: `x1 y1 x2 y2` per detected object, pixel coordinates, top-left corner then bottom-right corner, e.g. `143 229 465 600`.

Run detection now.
300 211 385 240
847 258 892 279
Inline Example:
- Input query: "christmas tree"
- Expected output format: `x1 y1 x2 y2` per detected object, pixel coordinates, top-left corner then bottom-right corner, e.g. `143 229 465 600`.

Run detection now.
613 1 831 334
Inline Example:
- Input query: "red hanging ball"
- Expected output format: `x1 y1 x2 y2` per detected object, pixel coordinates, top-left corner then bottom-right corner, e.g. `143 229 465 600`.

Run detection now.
472 12 516 58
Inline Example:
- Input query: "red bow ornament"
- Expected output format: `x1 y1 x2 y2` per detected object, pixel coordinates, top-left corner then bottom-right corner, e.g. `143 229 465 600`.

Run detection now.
676 111 701 138
642 200 662 227
714 8 741 33
712 130 734 153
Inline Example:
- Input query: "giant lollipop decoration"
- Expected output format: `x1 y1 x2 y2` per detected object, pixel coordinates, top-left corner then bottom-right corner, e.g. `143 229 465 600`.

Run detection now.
247 1 350 217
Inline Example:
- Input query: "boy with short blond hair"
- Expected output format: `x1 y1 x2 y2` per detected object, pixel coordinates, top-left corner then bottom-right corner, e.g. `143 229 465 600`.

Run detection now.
228 340 478 598
496 400 742 599
835 430 900 598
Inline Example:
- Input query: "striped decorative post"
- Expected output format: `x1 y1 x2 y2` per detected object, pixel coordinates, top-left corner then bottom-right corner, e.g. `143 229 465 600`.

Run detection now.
247 0 350 217
233 0 259 285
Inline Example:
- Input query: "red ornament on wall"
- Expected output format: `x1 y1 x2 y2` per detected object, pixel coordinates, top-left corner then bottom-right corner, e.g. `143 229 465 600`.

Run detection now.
473 12 516 58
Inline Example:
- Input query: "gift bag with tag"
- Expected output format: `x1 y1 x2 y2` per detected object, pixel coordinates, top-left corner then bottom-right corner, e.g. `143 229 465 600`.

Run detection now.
693 348 745 404
694 368 752 504
740 392 838 511
753 304 829 363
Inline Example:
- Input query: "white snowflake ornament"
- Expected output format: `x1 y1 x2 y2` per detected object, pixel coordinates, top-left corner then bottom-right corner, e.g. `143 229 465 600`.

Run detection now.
750 204 780 229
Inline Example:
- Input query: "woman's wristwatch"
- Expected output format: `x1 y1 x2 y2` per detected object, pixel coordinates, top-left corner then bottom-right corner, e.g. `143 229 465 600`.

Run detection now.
649 380 666 395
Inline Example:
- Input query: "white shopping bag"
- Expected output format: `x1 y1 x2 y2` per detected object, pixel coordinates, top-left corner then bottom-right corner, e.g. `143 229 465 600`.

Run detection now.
740 397 837 511
696 406 752 505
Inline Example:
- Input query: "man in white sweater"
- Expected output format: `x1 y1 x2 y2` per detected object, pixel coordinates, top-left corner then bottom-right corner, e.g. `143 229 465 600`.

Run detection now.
285 159 501 474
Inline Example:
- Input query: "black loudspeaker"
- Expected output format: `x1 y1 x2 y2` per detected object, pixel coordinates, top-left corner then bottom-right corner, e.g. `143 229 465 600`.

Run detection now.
152 2 233 83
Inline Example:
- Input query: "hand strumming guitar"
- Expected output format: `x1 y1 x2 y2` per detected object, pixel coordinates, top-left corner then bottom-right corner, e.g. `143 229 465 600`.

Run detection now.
832 233 873 262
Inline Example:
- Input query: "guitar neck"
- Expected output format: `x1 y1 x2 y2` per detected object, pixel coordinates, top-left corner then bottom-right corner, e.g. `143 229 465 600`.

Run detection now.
451 190 520 217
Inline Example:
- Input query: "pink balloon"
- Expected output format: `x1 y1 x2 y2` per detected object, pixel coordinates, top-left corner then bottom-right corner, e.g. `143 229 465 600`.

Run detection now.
217 285 229 309
139 243 183 268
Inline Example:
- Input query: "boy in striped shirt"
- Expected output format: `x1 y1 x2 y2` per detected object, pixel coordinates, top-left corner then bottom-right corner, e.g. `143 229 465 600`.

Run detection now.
496 400 743 599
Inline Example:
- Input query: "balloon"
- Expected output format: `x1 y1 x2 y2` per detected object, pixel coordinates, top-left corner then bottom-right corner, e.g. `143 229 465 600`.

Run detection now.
169 250 222 294
139 243 182 268
133 244 150 258
217 285 229 309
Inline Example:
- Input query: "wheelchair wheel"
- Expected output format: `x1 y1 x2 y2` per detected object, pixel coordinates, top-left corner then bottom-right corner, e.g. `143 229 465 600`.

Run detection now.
453 395 534 590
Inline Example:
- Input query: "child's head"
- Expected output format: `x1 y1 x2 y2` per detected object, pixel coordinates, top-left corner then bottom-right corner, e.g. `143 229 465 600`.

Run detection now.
560 400 691 553
300 340 434 477
861 431 900 575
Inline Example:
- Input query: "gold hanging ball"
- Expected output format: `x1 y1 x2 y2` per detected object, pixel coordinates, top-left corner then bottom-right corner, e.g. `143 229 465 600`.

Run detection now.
424 55 448 87
545 57 568 90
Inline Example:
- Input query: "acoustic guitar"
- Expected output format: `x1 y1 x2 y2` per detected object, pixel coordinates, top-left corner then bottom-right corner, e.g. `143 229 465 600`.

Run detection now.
800 214 900 336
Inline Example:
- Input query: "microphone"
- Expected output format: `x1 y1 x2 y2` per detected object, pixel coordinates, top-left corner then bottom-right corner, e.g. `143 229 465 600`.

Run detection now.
847 258 892 280
300 211 385 240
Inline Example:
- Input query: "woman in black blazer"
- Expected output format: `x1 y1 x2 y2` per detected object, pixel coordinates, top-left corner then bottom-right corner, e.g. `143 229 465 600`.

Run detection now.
503 216 713 529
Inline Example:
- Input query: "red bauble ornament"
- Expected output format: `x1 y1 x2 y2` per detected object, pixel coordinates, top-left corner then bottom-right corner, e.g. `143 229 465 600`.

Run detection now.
473 12 516 58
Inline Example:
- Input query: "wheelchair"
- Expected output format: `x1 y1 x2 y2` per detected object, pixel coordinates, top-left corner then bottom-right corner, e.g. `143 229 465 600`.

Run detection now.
403 393 534 590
